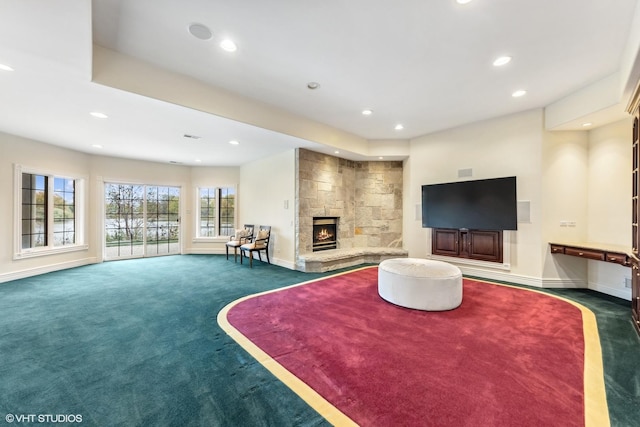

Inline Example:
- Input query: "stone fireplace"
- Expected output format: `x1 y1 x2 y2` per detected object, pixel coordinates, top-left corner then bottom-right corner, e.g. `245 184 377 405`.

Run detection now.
295 148 404 268
312 217 338 251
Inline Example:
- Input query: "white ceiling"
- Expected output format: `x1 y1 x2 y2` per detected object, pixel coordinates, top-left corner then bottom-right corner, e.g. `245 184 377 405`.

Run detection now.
0 0 638 166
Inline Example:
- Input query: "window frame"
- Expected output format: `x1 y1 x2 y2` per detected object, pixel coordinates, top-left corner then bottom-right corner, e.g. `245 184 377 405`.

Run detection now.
194 185 237 241
13 164 87 259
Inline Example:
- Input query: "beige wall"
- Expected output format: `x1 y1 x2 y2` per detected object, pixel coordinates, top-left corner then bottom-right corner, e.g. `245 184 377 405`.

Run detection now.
404 111 632 298
1 113 634 299
239 150 297 268
541 119 632 298
587 119 632 298
0 131 242 282
0 133 93 279
540 129 590 286
405 109 545 284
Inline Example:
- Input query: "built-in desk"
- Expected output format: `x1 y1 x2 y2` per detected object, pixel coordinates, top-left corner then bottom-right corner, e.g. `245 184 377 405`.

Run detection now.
550 241 639 334
549 242 631 266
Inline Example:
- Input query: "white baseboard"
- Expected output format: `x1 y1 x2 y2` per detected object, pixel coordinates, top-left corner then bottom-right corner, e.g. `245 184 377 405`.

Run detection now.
183 248 226 255
588 281 632 301
3 255 628 301
458 266 544 287
459 266 593 290
271 257 295 270
185 247 296 269
0 257 98 284
539 277 588 289
459 267 633 301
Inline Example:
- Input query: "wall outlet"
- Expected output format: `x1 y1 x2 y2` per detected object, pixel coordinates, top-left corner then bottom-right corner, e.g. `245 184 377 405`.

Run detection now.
625 277 632 289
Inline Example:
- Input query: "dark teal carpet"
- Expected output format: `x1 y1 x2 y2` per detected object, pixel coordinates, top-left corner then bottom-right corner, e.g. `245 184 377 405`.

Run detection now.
0 256 638 426
0 255 342 426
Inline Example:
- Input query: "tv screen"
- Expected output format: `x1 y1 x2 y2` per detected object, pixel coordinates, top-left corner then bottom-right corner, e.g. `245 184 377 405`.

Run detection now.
421 176 517 230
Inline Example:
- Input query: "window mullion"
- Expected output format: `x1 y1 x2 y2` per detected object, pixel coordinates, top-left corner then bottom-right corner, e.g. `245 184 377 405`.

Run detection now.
46 174 54 248
143 185 148 254
216 187 222 236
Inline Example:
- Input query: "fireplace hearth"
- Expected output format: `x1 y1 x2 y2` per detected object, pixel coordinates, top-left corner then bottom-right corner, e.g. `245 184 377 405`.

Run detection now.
313 217 338 251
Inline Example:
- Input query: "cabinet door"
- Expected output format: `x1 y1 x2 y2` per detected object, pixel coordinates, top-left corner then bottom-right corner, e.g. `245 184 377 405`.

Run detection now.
633 116 639 255
432 228 502 263
468 230 503 263
432 228 459 257
632 256 640 334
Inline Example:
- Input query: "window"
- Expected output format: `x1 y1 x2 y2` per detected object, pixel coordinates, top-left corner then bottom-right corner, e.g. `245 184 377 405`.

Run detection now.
197 187 236 238
15 166 85 258
104 183 181 259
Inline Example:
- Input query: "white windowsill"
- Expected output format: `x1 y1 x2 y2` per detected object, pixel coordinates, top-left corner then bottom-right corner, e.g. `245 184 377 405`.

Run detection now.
14 244 89 260
192 237 231 243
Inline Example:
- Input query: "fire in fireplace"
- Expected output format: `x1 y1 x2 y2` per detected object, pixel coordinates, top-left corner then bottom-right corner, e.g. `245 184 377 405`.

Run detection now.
312 217 338 251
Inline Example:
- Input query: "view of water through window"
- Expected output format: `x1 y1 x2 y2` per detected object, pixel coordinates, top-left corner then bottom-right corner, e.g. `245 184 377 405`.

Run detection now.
104 183 180 259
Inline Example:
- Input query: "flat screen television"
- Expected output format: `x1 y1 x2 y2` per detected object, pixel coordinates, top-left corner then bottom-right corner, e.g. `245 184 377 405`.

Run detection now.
421 176 517 230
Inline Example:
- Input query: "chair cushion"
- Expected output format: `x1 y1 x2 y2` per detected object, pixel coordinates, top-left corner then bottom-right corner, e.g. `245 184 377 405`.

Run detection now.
256 229 269 240
234 229 246 240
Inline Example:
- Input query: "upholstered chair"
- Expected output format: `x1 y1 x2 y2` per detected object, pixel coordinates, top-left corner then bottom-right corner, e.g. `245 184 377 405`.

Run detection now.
225 224 254 262
240 225 271 268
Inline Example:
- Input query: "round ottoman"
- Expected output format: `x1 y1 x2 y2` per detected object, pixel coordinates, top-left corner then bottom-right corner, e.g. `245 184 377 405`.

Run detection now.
378 258 463 311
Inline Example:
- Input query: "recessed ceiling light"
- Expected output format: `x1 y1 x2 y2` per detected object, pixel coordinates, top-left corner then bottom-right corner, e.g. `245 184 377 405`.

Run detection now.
220 39 237 52
456 0 473 4
92 144 103 149
229 140 240 145
379 157 384 160
195 159 202 163
307 82 320 90
0 63 14 71
512 90 527 98
90 112 108 119
395 124 404 130
493 56 512 67
334 151 340 154
188 23 212 40
582 122 593 127
362 109 373 116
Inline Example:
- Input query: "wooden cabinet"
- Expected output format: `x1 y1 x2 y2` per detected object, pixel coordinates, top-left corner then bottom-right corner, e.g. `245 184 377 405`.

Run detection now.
432 228 502 263
631 255 640 334
634 115 639 255
629 91 640 335
549 243 629 266
563 247 606 261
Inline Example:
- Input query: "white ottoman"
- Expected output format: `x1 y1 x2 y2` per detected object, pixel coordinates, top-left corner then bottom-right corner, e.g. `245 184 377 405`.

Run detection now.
378 258 463 311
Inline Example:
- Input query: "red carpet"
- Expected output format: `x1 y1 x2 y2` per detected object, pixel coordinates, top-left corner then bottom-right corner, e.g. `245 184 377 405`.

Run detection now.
220 267 607 426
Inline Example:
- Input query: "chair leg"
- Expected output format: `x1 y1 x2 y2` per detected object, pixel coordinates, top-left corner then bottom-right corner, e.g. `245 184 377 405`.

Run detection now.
257 252 262 262
240 249 244 264
233 247 238 263
266 248 270 264
225 245 229 260
249 251 253 268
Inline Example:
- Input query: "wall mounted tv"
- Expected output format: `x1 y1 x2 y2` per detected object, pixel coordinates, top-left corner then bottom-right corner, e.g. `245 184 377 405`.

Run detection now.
421 176 518 230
